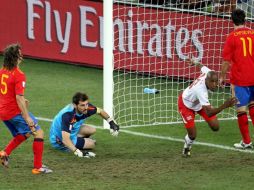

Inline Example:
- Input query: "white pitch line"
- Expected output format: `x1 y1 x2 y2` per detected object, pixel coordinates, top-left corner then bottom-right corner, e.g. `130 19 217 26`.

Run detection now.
36 116 254 154
120 130 254 154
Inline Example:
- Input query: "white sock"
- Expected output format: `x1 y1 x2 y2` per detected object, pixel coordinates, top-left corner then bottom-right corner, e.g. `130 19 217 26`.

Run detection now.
184 134 194 148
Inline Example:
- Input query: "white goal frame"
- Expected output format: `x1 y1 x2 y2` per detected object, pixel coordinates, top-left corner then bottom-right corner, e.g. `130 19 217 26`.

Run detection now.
103 1 253 128
103 0 113 129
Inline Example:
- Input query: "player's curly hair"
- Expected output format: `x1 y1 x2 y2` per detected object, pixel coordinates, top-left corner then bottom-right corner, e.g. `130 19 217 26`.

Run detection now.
231 9 245 26
72 92 89 105
3 43 22 70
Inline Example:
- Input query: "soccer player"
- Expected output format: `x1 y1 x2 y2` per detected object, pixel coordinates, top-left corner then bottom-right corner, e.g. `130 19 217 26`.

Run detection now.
178 59 237 157
220 9 254 149
0 44 52 174
49 92 119 157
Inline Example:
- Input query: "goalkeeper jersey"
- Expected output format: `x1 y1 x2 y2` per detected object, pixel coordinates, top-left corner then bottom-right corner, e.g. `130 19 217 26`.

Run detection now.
50 103 97 142
182 66 211 111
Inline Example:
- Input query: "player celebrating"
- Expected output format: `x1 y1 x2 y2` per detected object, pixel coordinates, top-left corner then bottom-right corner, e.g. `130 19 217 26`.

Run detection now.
0 44 52 174
178 59 237 157
220 9 254 149
49 92 119 157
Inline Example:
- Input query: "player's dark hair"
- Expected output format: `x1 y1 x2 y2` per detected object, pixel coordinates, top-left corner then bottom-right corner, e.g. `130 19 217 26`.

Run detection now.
231 9 245 26
3 43 22 70
72 92 89 105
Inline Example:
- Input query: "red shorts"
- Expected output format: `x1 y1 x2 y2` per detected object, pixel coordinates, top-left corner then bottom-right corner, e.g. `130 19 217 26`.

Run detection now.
178 94 217 128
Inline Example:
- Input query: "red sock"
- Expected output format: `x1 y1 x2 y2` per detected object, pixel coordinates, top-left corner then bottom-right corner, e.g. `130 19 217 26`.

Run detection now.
4 134 26 155
33 138 44 169
237 112 251 144
248 104 254 125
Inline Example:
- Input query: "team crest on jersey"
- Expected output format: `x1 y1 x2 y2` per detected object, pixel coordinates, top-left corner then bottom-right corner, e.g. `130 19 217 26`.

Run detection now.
70 117 76 124
69 124 73 131
69 117 76 130
186 116 193 121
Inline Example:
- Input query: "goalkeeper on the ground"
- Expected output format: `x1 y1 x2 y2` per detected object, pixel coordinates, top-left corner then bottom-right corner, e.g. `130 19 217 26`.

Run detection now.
178 59 237 157
49 92 119 158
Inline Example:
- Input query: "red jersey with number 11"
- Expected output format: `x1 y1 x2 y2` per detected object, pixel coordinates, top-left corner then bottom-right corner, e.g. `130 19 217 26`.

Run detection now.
0 67 26 120
223 27 254 86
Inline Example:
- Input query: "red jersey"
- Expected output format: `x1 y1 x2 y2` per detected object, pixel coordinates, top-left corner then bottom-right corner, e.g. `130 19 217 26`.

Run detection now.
0 67 26 120
223 27 254 86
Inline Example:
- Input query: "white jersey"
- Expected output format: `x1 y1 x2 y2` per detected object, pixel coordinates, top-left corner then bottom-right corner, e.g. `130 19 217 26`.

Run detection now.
182 66 211 111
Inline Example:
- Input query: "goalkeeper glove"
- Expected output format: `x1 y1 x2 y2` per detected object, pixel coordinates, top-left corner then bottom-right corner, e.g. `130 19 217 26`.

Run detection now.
74 149 83 157
107 118 120 136
74 149 96 158
83 151 96 158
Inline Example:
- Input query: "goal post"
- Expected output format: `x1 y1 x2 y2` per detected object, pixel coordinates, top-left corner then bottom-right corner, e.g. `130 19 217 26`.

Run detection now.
103 0 113 129
105 0 254 128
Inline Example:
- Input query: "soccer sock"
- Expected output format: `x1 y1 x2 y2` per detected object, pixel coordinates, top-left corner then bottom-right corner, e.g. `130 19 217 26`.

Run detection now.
33 138 44 169
184 134 194 148
248 104 254 125
4 134 26 155
237 112 251 144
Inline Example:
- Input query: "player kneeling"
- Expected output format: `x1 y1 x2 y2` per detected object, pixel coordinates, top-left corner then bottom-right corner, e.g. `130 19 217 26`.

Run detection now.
49 92 119 158
178 59 237 157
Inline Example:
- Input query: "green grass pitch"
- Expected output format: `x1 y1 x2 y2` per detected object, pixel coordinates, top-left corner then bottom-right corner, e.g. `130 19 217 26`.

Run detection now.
0 57 254 190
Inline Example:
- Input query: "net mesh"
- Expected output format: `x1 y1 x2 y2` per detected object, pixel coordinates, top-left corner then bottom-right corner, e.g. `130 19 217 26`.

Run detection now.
112 0 253 127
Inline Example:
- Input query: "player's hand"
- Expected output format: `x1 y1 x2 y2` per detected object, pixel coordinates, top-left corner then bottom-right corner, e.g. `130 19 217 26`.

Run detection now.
109 120 120 136
223 97 238 108
25 116 34 127
219 77 225 87
74 149 83 157
185 58 195 66
29 124 37 135
25 116 37 135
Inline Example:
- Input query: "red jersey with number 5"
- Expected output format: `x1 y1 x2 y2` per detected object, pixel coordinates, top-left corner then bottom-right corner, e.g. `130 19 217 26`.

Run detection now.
223 27 254 86
0 67 26 120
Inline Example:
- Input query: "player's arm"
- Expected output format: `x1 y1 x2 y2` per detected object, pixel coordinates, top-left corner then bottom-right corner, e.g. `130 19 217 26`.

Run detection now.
61 113 84 157
186 58 204 68
202 97 237 117
61 131 84 157
16 95 34 127
220 34 233 85
15 73 35 128
219 60 230 85
186 58 211 75
97 107 110 120
61 131 77 152
97 107 119 136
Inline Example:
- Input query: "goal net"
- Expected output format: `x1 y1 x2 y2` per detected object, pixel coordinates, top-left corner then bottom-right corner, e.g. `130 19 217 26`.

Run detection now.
110 0 254 127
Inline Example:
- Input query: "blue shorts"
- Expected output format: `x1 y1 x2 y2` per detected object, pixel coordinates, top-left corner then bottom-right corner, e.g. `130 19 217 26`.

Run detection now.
3 113 41 137
234 85 254 107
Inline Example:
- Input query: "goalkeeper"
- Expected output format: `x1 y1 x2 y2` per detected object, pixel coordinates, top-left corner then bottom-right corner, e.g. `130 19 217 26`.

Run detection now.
178 59 237 157
49 92 119 158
